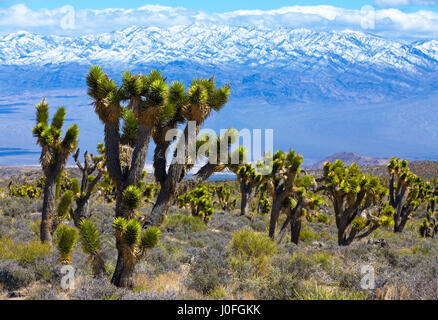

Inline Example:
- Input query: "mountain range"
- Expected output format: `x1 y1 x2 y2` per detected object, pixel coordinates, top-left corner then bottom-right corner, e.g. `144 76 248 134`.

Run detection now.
1 24 438 104
305 152 391 170
0 24 437 165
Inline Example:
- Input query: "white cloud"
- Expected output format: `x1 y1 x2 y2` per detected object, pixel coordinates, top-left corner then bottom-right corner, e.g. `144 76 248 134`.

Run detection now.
374 0 438 7
0 4 438 39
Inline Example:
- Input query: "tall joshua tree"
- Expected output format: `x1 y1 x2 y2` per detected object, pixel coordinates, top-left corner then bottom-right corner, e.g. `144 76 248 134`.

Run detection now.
144 77 231 227
70 145 106 227
322 160 394 246
387 158 430 233
32 99 79 243
87 66 230 286
87 66 171 287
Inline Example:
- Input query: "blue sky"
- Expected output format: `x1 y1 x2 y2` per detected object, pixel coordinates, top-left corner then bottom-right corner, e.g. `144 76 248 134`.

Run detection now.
1 0 438 11
1 1 438 39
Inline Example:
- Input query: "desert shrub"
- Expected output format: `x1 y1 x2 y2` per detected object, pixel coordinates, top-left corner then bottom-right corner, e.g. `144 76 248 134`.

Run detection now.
257 271 303 300
229 229 277 277
162 213 207 233
0 260 36 291
294 282 369 300
0 236 51 266
187 248 231 295
317 213 330 224
137 245 181 276
2 201 26 217
70 277 120 300
299 228 319 242
288 253 317 280
338 270 361 289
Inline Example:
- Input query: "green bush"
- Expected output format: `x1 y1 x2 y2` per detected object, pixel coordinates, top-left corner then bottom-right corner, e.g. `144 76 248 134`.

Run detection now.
300 228 319 242
229 229 277 277
317 213 330 224
0 237 51 266
162 214 208 233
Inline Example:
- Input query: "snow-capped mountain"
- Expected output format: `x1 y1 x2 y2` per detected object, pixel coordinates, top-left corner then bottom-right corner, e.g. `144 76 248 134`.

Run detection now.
1 24 438 70
1 24 438 103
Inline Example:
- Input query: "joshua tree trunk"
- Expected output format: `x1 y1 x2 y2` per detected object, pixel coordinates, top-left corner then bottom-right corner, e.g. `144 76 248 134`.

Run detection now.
276 203 302 244
40 173 57 243
394 211 409 233
91 254 106 278
269 198 283 238
290 216 302 245
71 148 105 227
240 190 250 216
111 249 135 288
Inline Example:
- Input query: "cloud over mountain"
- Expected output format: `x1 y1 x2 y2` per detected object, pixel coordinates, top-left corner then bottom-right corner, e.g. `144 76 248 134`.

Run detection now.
1 4 438 40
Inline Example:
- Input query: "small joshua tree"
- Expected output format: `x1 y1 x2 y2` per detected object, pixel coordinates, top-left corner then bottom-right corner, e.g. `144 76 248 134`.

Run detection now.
267 149 304 238
228 148 271 216
32 98 79 243
234 164 264 216
56 225 78 264
276 175 324 244
387 158 430 233
419 181 437 238
216 185 236 212
70 145 106 227
79 219 106 276
322 160 394 246
178 185 214 223
256 182 272 215
112 218 161 288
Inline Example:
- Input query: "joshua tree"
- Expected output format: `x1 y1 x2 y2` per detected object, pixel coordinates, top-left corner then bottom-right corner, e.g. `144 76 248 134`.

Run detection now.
387 158 430 233
144 77 231 228
232 163 264 216
419 181 437 238
322 160 394 246
178 185 214 223
112 217 161 288
215 185 236 212
256 182 272 215
78 219 106 276
87 66 171 286
228 148 272 216
32 98 79 243
56 225 78 264
267 149 304 238
276 175 324 244
70 145 106 227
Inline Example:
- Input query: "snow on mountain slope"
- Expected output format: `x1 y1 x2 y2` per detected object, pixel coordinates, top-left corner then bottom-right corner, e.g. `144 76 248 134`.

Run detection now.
1 24 438 72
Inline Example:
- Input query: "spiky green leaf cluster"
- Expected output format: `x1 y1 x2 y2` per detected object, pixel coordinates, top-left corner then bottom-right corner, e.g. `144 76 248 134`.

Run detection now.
79 219 101 255
123 219 141 246
56 225 78 264
111 217 161 255
140 226 161 250
32 100 79 161
122 185 142 210
57 190 74 219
